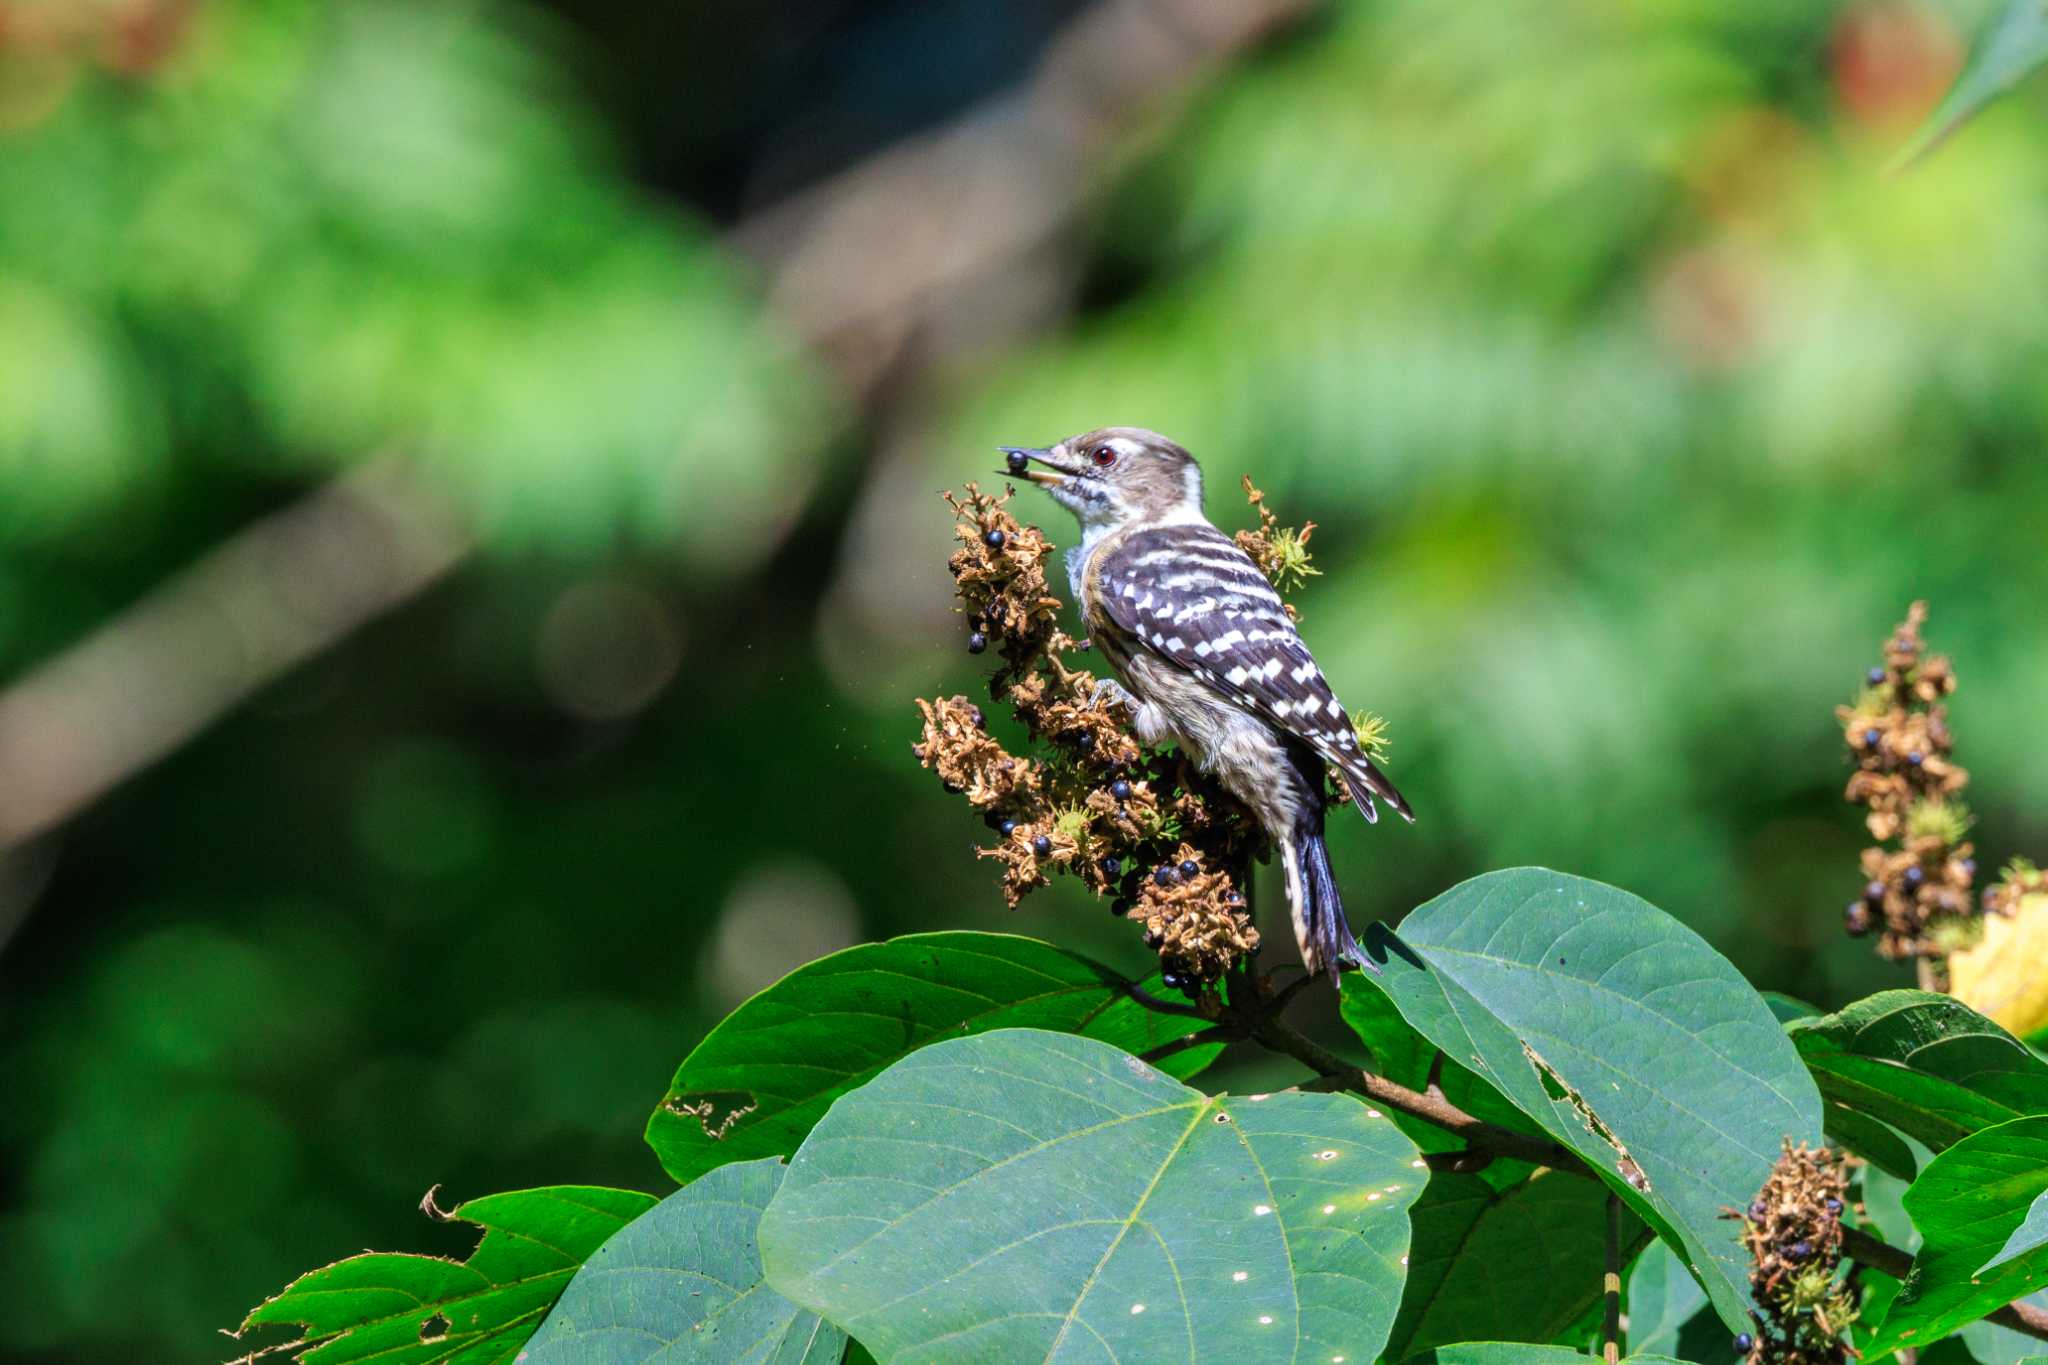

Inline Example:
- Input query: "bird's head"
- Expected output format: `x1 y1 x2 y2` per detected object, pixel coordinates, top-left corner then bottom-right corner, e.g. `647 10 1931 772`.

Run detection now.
999 427 1202 531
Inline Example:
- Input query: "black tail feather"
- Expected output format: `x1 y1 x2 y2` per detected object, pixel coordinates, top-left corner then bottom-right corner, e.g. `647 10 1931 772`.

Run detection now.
1296 830 1373 977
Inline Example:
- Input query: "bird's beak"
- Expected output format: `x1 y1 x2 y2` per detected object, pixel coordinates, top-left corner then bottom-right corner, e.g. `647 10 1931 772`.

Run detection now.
997 446 1068 486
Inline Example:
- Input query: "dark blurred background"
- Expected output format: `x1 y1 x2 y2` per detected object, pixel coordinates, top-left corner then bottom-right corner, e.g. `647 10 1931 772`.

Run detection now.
2 0 2045 1359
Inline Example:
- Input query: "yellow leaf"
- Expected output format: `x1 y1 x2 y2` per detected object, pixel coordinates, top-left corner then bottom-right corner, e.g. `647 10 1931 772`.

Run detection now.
1951 893 2048 1038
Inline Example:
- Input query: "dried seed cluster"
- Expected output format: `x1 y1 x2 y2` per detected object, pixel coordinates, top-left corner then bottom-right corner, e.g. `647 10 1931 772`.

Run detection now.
1835 603 1983 965
1727 1141 1855 1365
912 481 1346 993
1985 857 2048 920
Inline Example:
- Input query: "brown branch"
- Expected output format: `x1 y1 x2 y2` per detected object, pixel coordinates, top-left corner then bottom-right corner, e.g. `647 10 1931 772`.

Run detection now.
0 457 469 855
1248 1011 1585 1172
1839 1225 2048 1344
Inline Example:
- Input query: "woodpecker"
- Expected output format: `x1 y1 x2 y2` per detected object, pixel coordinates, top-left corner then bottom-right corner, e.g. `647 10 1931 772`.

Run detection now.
1001 427 1412 977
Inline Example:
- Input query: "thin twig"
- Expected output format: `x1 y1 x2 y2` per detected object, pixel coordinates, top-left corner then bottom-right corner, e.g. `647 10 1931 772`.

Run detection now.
1262 966 1320 1016
1140 1028 1231 1065
1123 981 1211 1019
1603 1192 1623 1365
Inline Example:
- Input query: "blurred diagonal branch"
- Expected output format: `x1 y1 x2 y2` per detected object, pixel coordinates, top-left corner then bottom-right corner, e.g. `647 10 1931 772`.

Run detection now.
742 0 1316 388
0 0 1313 861
0 458 471 852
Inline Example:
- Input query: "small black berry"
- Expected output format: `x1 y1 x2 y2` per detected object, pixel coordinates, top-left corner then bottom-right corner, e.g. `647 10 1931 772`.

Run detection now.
1154 866 1179 888
983 528 1005 550
1224 889 1243 905
1073 730 1094 752
1111 896 1132 917
1865 880 1885 902
1786 1240 1811 1261
1904 865 1925 888
942 780 963 795
1844 901 1873 935
1100 856 1122 878
1160 970 1184 990
968 706 985 729
998 818 1017 837
1032 835 1052 857
1734 1334 1754 1355
1143 930 1163 948
983 810 1006 831
1824 1197 1843 1214
1907 750 1924 767
1863 727 1881 747
1961 858 1978 877
1005 448 1029 474
967 632 987 654
1748 1199 1768 1220
1110 779 1133 801
1868 667 1887 686
1178 859 1199 879
1175 975 1200 998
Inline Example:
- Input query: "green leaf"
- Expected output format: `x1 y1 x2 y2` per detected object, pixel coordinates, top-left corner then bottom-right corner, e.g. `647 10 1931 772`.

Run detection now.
1893 0 2048 171
1789 990 2048 1154
1626 1238 1706 1358
758 1028 1423 1364
1340 972 1552 1169
1866 1116 2048 1357
1386 1169 1651 1359
236 1186 657 1365
1627 1237 1747 1364
1962 1290 2048 1364
522 1158 843 1364
646 933 1220 1186
1360 868 1823 1332
1763 992 1822 1024
1824 1100 1920 1181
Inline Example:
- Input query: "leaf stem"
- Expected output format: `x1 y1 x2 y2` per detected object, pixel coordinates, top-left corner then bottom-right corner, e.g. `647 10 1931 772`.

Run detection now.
1603 1192 1622 1365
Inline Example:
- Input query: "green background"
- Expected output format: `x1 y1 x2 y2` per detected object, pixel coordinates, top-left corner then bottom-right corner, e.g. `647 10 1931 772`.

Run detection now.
2 0 2044 1359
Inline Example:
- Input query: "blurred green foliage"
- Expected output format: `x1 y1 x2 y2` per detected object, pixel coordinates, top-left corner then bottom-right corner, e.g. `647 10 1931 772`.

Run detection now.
1 0 2045 1361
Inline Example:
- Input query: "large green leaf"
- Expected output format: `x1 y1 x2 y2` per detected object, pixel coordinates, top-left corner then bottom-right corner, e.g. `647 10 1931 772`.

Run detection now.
1866 1116 2048 1358
646 933 1220 1185
1359 868 1823 1332
1893 0 2048 170
236 1186 656 1364
1386 1168 1651 1359
758 1028 1423 1363
522 1159 842 1364
1789 990 2048 1154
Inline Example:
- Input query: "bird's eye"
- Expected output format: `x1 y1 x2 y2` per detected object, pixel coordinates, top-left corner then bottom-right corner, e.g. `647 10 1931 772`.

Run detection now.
1090 444 1118 468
